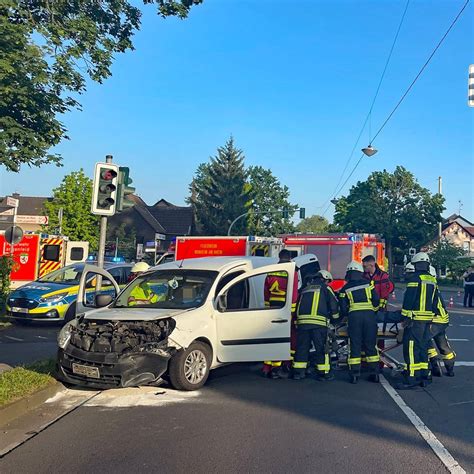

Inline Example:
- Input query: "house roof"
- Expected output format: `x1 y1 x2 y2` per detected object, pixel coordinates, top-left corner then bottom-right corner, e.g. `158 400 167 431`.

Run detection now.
134 205 166 234
0 195 52 216
147 205 193 235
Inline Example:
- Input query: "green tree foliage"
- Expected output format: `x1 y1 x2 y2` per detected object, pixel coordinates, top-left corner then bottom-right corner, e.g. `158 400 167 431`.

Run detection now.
428 240 470 280
247 166 298 236
0 256 16 309
43 169 99 249
296 214 329 234
334 166 445 267
0 0 202 172
188 137 250 235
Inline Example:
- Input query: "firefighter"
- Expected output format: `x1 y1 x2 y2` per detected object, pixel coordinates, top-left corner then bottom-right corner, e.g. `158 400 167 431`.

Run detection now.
262 249 298 379
428 266 456 377
398 252 439 390
339 261 381 384
292 270 339 381
362 255 394 309
127 262 159 306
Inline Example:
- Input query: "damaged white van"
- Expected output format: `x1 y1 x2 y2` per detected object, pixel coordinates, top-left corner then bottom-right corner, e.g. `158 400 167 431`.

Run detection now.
56 255 319 391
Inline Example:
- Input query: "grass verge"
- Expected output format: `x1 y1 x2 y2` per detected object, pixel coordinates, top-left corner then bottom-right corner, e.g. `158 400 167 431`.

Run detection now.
0 359 57 407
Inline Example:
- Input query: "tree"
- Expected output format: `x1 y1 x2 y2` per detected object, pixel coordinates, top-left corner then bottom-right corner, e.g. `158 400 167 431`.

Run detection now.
43 169 99 249
296 215 329 234
0 0 202 172
247 166 298 236
107 223 137 261
428 240 470 280
188 137 250 235
334 166 445 269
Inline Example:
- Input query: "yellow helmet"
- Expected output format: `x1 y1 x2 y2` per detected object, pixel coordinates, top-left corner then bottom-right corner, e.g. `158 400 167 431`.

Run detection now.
131 262 150 273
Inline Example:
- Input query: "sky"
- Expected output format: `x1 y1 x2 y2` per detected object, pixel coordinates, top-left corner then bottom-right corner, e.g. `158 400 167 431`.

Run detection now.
1 0 473 221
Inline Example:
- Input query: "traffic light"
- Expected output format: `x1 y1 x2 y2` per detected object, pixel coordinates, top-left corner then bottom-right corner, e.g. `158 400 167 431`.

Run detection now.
91 163 119 216
469 64 474 107
299 208 306 219
116 166 136 212
282 208 289 219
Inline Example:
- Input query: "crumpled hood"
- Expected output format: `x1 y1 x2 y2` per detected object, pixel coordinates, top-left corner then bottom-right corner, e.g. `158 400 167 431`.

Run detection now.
83 307 193 321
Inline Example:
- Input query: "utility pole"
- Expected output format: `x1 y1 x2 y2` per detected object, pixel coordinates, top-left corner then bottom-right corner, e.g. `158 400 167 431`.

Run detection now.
97 154 113 270
438 176 442 239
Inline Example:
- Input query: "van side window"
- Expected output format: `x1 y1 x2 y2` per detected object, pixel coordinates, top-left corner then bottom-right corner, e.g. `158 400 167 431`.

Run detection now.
215 271 245 296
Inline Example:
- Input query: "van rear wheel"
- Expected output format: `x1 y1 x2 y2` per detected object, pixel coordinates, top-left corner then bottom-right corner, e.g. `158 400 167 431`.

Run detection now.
168 341 211 391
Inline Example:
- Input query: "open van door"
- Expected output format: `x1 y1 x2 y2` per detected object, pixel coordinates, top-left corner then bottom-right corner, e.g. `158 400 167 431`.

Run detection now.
76 265 120 315
65 241 89 265
215 262 295 363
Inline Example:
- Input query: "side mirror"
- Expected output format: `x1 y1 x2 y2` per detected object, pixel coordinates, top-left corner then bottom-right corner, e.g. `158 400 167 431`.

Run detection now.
95 294 113 308
217 294 228 312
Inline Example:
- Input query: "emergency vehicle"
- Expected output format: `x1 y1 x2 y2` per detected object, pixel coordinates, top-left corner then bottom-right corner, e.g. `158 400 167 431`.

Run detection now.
0 232 89 285
174 236 283 261
281 233 386 290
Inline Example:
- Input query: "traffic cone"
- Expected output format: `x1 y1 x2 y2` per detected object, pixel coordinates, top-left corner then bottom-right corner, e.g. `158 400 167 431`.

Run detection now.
449 297 454 308
457 291 461 297
391 291 396 300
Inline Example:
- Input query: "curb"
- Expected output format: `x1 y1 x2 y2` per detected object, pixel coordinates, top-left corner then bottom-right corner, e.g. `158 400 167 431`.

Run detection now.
0 381 64 428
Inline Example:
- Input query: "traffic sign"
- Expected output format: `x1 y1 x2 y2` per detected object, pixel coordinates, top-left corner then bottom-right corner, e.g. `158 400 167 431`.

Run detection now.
4 225 24 245
6 196 19 208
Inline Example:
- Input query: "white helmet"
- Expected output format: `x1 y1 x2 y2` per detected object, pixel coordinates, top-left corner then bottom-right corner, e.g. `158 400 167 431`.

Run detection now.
317 270 333 282
405 262 415 273
429 265 437 277
131 262 150 273
347 260 364 272
411 252 430 264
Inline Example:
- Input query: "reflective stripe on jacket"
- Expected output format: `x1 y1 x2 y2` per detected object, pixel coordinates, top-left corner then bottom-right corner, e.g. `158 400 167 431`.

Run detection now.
296 280 339 327
264 270 298 312
432 292 449 325
339 279 380 315
401 273 438 321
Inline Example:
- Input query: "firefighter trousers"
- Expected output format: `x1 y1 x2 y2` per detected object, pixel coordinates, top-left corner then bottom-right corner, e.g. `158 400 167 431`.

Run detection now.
428 323 455 370
347 311 380 375
292 326 330 375
403 320 432 382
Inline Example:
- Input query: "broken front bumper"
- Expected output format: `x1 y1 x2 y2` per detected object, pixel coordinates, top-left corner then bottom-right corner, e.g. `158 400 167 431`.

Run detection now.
57 344 175 389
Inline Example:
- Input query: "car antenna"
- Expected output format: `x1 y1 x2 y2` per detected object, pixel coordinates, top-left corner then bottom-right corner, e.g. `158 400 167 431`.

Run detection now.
178 259 184 269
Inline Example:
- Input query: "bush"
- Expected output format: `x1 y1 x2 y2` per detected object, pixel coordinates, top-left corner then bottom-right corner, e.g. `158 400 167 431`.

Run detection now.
0 256 15 311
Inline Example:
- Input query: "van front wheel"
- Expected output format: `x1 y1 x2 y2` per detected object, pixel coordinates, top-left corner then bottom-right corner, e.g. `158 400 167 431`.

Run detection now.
168 341 211 391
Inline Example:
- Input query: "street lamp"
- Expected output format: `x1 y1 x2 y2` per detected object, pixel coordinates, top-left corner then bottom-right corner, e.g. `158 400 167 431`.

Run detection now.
362 145 378 157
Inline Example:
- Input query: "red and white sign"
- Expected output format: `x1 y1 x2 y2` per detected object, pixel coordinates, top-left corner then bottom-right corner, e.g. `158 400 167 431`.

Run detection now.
0 234 40 281
175 237 248 261
16 215 49 225
6 197 19 208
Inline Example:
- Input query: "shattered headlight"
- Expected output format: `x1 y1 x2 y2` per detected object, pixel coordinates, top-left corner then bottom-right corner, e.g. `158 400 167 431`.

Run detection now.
58 320 76 349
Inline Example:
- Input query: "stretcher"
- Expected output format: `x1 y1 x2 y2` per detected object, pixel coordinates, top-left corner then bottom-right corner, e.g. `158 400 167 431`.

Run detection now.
328 311 406 374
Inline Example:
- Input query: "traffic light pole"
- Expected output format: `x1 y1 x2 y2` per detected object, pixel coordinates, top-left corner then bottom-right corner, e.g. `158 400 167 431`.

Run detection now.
97 154 113 271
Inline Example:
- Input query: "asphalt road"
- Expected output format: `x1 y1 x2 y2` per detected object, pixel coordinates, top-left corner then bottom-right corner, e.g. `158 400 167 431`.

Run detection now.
0 292 473 472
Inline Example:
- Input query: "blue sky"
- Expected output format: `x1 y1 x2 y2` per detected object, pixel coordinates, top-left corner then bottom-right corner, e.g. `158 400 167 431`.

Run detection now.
1 0 473 220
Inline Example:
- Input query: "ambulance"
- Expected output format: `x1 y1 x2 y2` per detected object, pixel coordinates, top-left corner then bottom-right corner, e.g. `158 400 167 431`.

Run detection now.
0 232 89 286
174 236 284 261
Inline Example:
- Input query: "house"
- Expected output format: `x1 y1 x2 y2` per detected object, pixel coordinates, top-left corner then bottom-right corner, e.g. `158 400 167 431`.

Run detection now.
107 198 194 255
0 193 52 233
439 214 474 257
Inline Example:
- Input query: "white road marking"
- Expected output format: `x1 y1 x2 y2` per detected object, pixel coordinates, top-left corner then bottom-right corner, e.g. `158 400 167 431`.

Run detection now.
4 336 24 342
448 400 474 407
459 325 474 327
449 339 469 342
455 361 474 367
36 335 48 339
380 375 466 474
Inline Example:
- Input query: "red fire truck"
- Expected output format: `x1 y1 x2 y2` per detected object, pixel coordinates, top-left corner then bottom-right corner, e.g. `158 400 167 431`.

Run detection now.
0 233 89 285
282 233 386 290
174 236 283 261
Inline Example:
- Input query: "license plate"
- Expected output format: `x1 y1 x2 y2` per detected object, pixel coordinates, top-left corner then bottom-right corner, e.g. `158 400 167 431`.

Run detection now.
12 307 28 314
72 363 100 379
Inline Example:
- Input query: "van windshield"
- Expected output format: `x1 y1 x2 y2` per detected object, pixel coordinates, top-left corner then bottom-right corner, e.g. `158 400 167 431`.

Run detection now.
114 270 218 309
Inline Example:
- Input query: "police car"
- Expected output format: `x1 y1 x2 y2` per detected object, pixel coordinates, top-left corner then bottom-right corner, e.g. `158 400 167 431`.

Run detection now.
6 262 132 323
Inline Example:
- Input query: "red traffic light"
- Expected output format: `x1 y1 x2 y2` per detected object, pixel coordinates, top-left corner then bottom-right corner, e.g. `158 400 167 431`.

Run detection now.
100 169 117 181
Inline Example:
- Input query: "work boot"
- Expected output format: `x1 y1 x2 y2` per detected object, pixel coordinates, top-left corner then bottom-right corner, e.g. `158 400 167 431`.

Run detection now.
316 373 334 381
396 381 421 390
349 374 359 384
369 373 380 383
445 367 455 377
291 370 305 380
420 378 432 388
271 368 282 379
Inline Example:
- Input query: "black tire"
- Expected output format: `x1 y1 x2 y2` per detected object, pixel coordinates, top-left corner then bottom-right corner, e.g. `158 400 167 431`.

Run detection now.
168 341 212 391
64 304 76 324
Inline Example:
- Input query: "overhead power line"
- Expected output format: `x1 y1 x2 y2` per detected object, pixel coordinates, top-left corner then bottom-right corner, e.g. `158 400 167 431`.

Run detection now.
321 0 410 214
324 0 471 216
